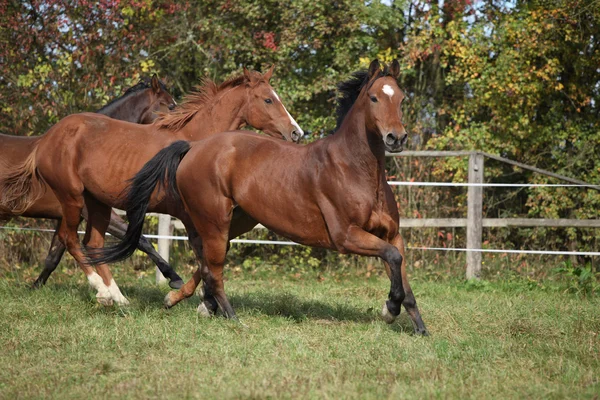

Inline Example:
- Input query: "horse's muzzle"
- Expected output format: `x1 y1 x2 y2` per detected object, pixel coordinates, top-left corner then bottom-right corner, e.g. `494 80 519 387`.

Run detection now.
384 132 408 153
291 130 303 143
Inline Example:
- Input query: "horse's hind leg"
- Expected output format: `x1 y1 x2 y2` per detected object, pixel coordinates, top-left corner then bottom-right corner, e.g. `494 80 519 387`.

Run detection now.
166 204 236 320
164 221 218 316
105 210 184 289
199 233 237 319
56 195 112 305
32 220 66 288
84 194 129 305
387 234 428 336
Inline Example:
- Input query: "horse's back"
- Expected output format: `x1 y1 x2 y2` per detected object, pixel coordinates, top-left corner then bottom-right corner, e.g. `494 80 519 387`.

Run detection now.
179 131 333 247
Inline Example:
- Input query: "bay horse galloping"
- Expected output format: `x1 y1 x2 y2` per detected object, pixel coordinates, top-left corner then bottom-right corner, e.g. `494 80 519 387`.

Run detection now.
0 75 185 288
98 60 428 335
0 67 303 306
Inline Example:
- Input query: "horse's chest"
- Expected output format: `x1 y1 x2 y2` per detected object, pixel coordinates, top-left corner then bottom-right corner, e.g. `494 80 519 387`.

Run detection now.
362 200 395 239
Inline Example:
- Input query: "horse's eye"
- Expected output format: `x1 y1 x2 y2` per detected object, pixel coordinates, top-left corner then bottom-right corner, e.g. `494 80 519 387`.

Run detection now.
265 98 273 104
370 96 378 103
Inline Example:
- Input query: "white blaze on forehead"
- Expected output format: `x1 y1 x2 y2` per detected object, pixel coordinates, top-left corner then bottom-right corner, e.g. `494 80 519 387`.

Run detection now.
382 84 395 99
271 90 304 135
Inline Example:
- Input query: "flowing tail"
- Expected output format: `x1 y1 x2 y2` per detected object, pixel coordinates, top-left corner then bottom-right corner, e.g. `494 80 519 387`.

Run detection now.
0 145 45 215
90 140 191 265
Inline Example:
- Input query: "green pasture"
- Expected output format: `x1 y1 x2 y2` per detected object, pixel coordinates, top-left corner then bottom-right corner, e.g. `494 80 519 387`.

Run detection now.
0 262 598 399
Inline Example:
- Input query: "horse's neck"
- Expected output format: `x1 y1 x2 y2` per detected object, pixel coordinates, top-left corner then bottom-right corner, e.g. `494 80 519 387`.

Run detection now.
175 87 245 141
98 91 149 123
332 107 387 180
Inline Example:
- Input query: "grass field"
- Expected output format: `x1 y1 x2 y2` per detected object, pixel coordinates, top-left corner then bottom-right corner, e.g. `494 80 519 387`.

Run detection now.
0 265 599 399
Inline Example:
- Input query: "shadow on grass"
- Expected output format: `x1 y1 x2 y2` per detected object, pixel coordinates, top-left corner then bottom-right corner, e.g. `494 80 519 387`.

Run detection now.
28 282 417 334
227 291 416 333
229 291 374 323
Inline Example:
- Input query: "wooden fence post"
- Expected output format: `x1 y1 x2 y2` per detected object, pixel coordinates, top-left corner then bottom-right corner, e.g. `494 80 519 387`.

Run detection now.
156 214 172 285
466 152 484 279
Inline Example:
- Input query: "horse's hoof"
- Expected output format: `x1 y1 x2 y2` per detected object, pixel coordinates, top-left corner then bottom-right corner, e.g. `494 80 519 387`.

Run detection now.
169 279 184 290
97 296 114 307
197 302 213 318
415 328 430 337
164 291 177 308
114 297 130 306
381 303 397 324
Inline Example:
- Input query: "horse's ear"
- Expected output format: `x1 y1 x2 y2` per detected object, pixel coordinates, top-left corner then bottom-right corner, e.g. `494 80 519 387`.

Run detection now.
151 74 160 92
368 59 381 79
243 67 260 86
263 64 275 82
389 59 400 79
243 67 252 82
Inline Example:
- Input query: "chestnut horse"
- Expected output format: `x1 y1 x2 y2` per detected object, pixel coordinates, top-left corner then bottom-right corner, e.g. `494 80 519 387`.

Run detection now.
0 67 302 306
96 60 428 335
0 76 185 288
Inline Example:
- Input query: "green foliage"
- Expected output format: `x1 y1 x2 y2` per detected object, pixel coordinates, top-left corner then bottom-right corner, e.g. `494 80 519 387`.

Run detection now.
1 0 599 266
554 261 600 296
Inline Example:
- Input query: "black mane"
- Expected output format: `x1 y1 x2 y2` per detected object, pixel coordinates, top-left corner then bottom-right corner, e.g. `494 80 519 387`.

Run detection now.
334 67 391 130
97 77 167 112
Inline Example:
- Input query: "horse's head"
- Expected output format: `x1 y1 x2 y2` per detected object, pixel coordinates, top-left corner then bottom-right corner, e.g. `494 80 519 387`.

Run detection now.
241 66 304 143
361 59 407 153
140 75 177 124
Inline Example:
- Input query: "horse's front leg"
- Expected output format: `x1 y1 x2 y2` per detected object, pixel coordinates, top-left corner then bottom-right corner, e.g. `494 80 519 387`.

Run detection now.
32 219 67 288
385 234 428 336
339 226 406 325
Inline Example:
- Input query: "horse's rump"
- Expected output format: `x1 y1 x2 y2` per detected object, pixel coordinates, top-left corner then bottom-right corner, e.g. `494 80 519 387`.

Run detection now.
0 145 46 215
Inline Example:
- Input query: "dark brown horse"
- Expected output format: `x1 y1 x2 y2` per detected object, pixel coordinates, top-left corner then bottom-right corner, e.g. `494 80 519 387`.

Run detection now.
96 60 428 335
0 76 185 288
0 67 302 306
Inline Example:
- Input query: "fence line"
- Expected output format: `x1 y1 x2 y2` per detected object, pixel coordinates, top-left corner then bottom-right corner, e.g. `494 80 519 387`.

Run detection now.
2 225 599 257
2 149 598 281
387 181 596 187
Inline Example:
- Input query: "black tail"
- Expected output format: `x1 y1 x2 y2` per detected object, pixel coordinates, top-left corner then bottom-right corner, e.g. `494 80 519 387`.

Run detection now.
90 141 191 265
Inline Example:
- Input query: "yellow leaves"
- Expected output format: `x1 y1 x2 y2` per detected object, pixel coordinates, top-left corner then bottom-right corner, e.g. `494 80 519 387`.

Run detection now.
555 83 564 91
57 53 73 78
121 6 135 18
377 47 396 64
140 59 155 73
360 48 398 68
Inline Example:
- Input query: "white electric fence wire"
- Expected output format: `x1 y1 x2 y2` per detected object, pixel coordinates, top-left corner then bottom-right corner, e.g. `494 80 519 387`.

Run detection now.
1 226 598 256
387 181 597 187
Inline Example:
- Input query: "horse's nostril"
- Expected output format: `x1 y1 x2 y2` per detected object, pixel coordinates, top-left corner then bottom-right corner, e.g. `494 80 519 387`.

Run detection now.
168 104 176 111
291 130 301 142
385 133 397 145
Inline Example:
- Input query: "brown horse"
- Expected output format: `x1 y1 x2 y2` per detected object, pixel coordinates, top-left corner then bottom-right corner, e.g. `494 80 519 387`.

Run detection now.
0 67 302 306
96 60 428 335
0 75 185 288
